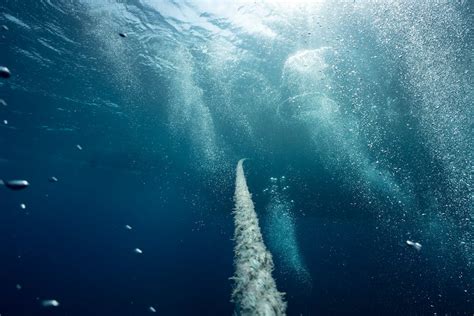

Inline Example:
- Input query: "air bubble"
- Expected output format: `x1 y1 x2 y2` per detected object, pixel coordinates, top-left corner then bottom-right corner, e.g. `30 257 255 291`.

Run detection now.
3 179 29 190
406 240 422 251
0 66 11 79
41 300 59 307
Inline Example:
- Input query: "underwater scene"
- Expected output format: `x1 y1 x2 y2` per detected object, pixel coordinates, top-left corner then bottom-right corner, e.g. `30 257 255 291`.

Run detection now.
0 0 472 315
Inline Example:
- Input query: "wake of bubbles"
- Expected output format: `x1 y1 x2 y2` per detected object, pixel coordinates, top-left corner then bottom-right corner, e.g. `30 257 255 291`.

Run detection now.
281 47 413 208
231 159 287 316
264 176 312 287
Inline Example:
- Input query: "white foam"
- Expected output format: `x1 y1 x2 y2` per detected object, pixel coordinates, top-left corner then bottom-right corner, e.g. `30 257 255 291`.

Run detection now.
231 159 286 316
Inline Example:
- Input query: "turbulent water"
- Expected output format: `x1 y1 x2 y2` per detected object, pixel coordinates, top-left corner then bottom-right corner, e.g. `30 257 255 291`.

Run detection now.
232 159 286 316
0 0 472 315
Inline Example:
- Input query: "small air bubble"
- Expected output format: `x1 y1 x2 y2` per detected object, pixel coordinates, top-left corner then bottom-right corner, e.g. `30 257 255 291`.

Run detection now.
41 299 59 307
0 66 11 79
406 240 422 251
49 176 58 183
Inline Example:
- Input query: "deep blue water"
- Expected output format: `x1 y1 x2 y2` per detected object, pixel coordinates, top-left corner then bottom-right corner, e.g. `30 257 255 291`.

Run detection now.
0 0 473 315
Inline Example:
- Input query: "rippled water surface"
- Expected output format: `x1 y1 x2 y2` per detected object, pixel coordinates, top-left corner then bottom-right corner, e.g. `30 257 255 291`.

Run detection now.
0 0 472 315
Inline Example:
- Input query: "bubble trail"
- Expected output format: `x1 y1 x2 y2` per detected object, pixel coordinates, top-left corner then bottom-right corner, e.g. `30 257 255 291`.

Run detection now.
231 159 287 316
265 179 311 286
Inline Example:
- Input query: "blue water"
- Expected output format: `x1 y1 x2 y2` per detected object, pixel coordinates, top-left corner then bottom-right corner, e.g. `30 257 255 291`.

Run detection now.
0 0 472 315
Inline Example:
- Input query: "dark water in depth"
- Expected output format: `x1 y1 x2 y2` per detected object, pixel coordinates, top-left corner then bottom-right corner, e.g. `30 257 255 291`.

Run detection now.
0 1 473 315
